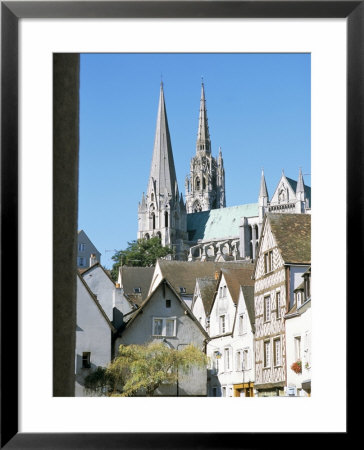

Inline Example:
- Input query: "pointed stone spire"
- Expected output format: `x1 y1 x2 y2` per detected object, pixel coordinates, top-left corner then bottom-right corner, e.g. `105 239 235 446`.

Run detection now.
296 167 305 194
148 82 177 200
259 169 269 199
196 81 211 153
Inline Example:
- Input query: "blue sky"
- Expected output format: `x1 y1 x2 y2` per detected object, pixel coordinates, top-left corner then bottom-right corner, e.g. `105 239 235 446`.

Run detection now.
78 53 310 269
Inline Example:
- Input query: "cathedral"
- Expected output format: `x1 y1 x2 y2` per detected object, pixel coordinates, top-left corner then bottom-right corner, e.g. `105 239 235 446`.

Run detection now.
137 82 310 262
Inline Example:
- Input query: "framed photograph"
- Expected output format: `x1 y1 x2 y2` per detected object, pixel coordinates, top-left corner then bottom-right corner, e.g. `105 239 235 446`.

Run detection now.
1 1 357 447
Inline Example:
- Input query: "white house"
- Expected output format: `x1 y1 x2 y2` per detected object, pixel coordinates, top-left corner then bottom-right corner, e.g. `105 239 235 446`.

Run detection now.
75 274 116 396
81 262 134 329
206 266 255 397
115 278 210 396
285 268 311 396
191 277 217 332
77 229 101 269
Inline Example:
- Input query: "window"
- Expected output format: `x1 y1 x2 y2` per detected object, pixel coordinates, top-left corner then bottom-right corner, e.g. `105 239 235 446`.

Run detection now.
264 295 271 322
264 340 271 368
164 211 168 227
133 287 141 294
242 349 250 370
224 348 231 371
82 352 91 369
213 351 221 374
166 299 171 308
276 292 281 319
294 336 301 360
219 287 223 298
219 315 226 334
239 313 247 334
264 250 273 273
152 317 176 337
222 386 227 397
179 287 186 294
236 350 242 371
223 285 227 297
78 243 85 252
78 257 85 267
195 177 200 190
274 338 282 366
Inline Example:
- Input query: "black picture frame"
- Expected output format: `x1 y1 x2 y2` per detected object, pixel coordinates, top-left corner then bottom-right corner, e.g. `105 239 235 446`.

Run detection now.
1 1 357 448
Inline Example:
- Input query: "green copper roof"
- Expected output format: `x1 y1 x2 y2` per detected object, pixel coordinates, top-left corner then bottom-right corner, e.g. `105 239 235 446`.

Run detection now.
187 203 259 242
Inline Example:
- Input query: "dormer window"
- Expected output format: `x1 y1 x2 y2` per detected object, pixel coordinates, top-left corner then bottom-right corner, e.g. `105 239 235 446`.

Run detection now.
179 287 186 294
133 287 141 294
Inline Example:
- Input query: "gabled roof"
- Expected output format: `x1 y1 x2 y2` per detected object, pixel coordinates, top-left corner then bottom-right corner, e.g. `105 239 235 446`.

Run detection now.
119 266 155 306
157 260 254 296
241 285 255 333
187 203 259 242
195 277 217 315
77 273 116 333
221 266 255 305
81 262 115 285
122 277 210 340
268 213 311 264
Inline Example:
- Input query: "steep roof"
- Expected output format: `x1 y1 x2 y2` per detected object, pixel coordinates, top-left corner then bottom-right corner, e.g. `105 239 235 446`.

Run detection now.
196 82 211 153
119 266 155 306
221 266 255 305
241 285 255 333
195 277 217 315
123 278 210 340
268 213 311 264
157 260 254 296
187 203 259 242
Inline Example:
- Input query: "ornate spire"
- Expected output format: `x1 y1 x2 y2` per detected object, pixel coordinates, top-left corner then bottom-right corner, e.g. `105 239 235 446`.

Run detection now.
296 167 305 194
148 83 178 200
196 81 211 153
259 169 268 198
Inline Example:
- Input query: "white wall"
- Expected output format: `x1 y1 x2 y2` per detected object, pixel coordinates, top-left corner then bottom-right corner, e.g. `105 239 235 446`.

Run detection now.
75 277 112 396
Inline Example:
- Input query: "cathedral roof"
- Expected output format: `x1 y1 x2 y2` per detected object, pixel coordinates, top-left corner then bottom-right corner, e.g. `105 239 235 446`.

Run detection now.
187 203 259 242
286 177 311 206
268 213 311 264
147 83 178 199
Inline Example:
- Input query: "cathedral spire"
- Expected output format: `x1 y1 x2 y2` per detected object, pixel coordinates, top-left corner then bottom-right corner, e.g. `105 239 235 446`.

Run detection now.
148 82 177 199
196 81 211 153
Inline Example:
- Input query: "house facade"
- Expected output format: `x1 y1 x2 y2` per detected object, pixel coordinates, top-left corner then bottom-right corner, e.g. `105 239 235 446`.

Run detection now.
285 268 311 396
253 213 311 396
77 229 101 269
75 274 116 396
115 278 209 396
206 267 255 397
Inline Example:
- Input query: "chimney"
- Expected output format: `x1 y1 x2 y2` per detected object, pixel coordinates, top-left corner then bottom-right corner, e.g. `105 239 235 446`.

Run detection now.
90 253 97 266
115 283 120 289
214 270 219 280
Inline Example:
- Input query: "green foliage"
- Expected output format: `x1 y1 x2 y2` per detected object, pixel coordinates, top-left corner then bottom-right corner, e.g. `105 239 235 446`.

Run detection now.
87 342 207 397
109 237 173 281
83 366 116 396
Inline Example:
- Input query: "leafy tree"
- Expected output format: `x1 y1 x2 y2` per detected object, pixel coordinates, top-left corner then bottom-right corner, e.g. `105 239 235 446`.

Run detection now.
84 342 207 397
109 237 173 281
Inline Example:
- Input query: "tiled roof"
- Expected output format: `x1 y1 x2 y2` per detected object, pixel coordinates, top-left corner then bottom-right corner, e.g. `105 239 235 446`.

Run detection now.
286 177 311 207
119 266 155 306
221 267 255 305
187 203 259 242
196 277 217 315
268 213 311 264
158 260 254 296
241 285 255 333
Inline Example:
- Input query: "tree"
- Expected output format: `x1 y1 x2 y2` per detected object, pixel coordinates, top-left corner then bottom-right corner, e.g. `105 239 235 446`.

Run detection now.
109 237 173 281
84 342 207 397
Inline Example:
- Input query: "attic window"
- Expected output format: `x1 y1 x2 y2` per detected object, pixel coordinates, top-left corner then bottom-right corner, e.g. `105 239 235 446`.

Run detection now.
133 287 141 294
166 299 171 308
179 287 186 294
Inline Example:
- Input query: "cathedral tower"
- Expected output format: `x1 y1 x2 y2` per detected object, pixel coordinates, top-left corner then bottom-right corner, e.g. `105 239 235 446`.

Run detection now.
138 83 188 259
185 82 226 213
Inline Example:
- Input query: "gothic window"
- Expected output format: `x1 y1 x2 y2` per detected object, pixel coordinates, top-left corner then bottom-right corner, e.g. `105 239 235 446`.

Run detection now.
151 212 155 230
164 211 168 227
203 177 206 190
151 193 154 202
195 177 200 190
145 233 150 240
156 231 161 240
193 201 202 213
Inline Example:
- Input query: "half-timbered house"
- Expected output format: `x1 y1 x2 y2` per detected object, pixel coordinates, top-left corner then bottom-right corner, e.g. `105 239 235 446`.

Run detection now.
253 213 311 396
